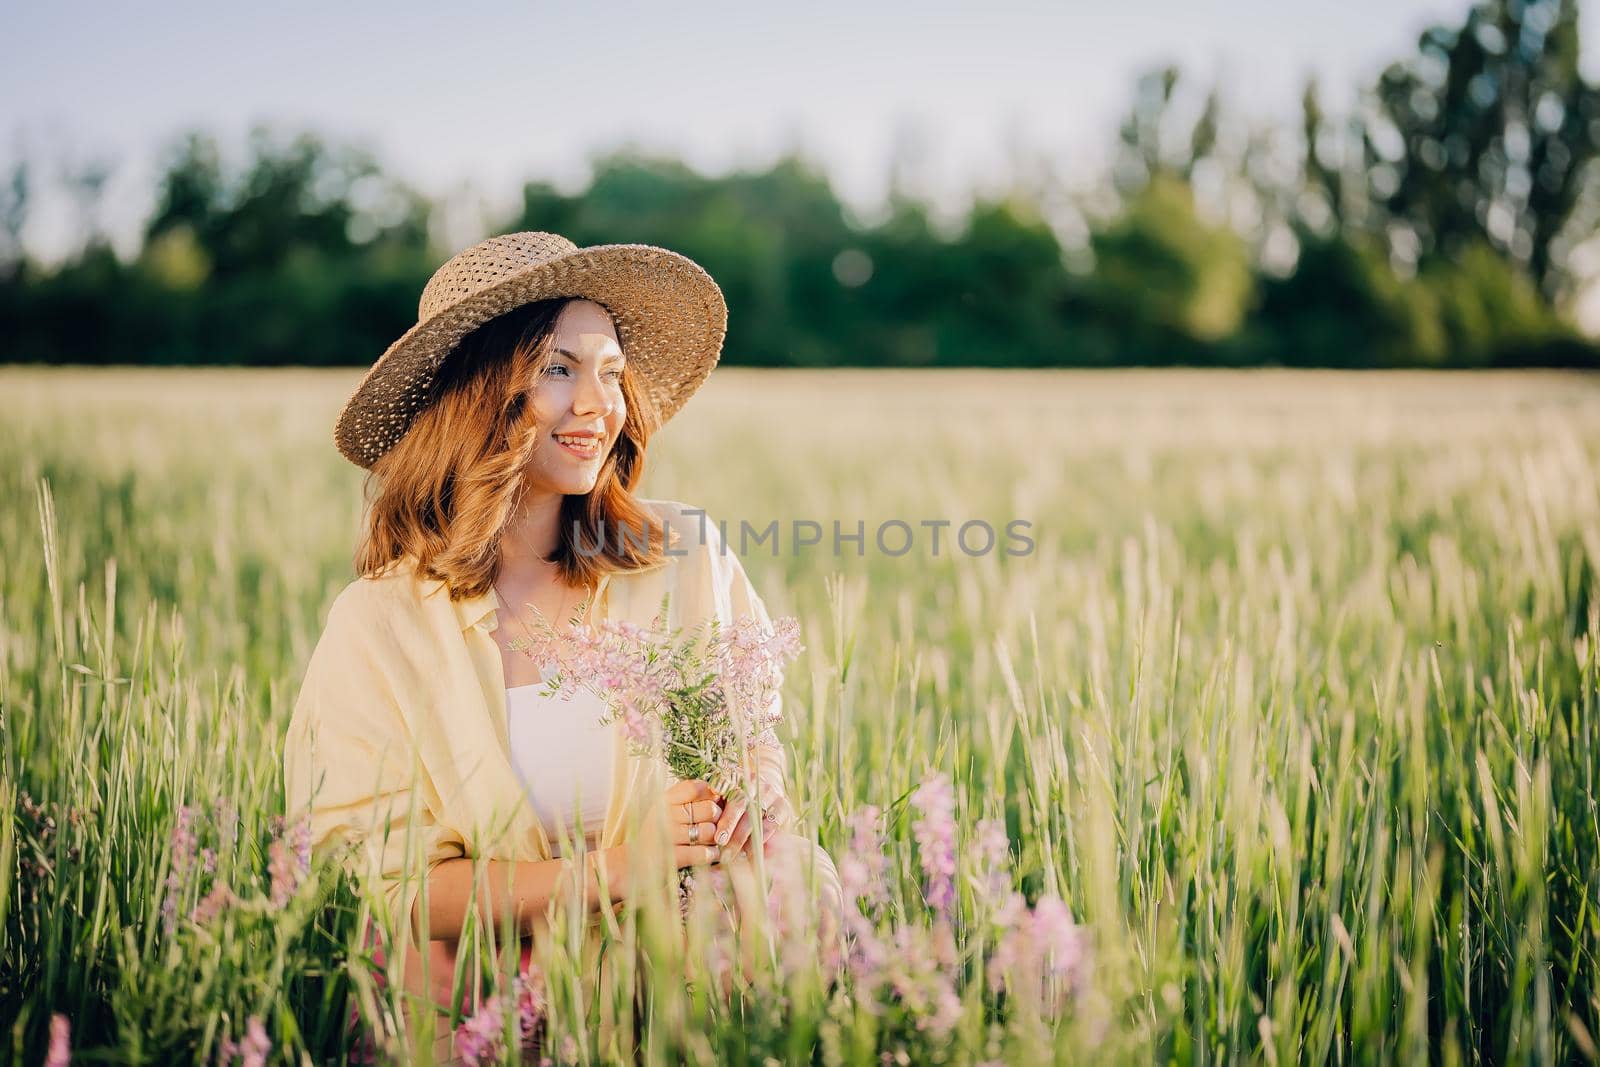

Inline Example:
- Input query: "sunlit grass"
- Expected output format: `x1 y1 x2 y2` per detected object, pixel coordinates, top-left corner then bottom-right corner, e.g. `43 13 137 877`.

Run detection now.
2 365 1598 1064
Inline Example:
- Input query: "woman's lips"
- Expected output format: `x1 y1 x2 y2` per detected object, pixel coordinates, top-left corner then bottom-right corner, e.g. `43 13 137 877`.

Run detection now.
554 435 602 459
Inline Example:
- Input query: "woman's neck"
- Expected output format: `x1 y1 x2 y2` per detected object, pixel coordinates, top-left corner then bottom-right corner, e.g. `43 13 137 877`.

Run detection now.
498 492 564 573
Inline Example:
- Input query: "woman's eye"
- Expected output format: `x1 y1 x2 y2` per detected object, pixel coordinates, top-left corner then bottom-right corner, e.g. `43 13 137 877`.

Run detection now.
545 364 569 377
605 369 623 381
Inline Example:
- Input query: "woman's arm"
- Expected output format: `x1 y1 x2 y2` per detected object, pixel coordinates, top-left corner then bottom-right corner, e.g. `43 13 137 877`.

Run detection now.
416 844 631 942
285 585 470 933
696 509 799 850
419 775 728 939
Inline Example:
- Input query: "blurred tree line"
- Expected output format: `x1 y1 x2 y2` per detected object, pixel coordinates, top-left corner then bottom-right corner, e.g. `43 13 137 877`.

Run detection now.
3 0 1599 369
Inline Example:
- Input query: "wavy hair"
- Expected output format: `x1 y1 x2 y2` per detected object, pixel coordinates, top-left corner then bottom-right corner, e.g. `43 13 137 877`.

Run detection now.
354 298 677 599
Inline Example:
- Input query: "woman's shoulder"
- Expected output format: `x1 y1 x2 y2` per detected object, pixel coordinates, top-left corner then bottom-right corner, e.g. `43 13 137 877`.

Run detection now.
636 496 697 527
634 498 745 589
318 557 436 635
630 497 759 603
636 497 726 554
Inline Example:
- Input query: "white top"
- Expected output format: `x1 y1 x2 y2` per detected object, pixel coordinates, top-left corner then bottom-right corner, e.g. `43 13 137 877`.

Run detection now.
505 674 615 858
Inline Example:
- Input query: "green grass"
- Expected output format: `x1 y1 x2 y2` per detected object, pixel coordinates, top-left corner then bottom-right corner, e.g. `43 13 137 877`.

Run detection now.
2 365 1598 1065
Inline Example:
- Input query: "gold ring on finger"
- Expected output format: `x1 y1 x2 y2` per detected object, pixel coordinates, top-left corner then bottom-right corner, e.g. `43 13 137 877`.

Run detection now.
688 822 701 844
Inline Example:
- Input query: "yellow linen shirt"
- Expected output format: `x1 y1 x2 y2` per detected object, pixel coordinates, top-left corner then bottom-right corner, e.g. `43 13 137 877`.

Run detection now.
283 497 825 941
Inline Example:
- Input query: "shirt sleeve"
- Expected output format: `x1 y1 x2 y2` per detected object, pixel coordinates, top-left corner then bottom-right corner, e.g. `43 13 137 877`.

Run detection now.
699 512 794 814
283 584 466 937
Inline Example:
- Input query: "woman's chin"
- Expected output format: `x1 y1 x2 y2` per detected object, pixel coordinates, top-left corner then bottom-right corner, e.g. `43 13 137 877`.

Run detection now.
527 466 602 496
564 468 603 491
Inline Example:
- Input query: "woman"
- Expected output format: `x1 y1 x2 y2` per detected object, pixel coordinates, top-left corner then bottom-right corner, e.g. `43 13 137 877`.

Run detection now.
283 232 843 1058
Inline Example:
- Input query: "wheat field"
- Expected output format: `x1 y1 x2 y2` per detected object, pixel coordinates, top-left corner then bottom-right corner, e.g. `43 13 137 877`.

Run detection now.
3 365 1598 1065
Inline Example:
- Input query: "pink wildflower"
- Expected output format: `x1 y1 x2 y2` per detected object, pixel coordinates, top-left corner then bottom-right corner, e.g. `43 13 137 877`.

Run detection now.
172 805 198 866
289 814 312 873
191 882 239 926
760 833 819 981
162 804 199 933
454 966 545 1064
837 806 890 989
987 891 1092 1013
974 815 1029 997
267 842 295 906
1032 893 1091 1005
984 890 1030 995
974 817 1011 899
615 695 650 744
216 1015 271 1067
239 1016 271 1067
268 815 312 906
910 774 958 918
45 1013 70 1067
711 615 801 726
839 805 890 909
513 966 547 1048
881 917 963 1037
455 996 505 1066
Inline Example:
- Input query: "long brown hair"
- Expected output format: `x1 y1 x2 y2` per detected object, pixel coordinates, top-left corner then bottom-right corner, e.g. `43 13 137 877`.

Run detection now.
354 298 676 599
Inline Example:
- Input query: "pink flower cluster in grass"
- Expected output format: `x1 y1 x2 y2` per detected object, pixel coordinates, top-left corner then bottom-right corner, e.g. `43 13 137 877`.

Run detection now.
837 798 963 1038
42 991 274 1064
505 609 802 794
832 805 891 979
215 1016 271 1067
974 816 1092 1012
986 891 1091 1014
160 803 311 933
886 919 964 1037
910 775 958 919
835 783 1092 1034
161 805 199 933
453 966 548 1066
45 1013 70 1067
268 815 312 907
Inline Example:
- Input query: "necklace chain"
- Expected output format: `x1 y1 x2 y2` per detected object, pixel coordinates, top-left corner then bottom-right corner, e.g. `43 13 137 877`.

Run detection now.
493 576 593 654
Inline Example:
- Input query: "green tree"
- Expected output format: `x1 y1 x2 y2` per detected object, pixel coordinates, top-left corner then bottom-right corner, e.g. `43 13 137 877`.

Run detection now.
1366 0 1600 303
1086 173 1255 361
1251 228 1446 368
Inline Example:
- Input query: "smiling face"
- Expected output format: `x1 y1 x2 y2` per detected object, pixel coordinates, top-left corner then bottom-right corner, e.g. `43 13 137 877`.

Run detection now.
521 299 629 496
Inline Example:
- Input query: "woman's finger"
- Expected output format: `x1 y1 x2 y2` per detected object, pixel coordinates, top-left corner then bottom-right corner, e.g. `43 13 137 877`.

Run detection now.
761 791 793 828
675 819 721 845
713 795 748 847
664 779 720 805
675 843 722 868
726 809 754 855
760 819 787 857
734 808 780 856
744 813 782 856
673 799 722 825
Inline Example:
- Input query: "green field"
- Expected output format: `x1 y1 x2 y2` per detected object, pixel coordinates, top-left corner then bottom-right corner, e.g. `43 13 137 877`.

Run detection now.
3 366 1599 1064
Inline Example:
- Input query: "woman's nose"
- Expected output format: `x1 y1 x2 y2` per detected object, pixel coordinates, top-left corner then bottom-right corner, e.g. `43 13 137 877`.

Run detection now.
571 372 612 417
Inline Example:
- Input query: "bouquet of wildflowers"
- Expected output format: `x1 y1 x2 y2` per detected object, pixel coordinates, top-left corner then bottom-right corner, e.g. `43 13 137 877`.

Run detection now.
504 592 803 912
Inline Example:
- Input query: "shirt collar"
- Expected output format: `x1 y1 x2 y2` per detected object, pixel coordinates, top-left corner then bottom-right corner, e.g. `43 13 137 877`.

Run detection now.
453 587 500 633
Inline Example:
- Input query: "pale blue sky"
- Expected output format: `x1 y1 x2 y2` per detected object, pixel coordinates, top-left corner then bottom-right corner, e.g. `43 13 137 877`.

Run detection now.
5 0 1594 269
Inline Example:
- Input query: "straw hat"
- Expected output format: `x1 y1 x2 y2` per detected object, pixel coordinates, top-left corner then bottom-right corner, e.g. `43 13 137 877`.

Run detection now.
334 231 728 469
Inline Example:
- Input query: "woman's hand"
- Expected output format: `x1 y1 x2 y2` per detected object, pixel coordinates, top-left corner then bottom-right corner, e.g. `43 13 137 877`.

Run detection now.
658 778 726 868
713 754 794 859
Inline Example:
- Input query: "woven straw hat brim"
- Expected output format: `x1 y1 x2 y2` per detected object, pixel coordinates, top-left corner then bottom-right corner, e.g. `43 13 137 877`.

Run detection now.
335 242 727 470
